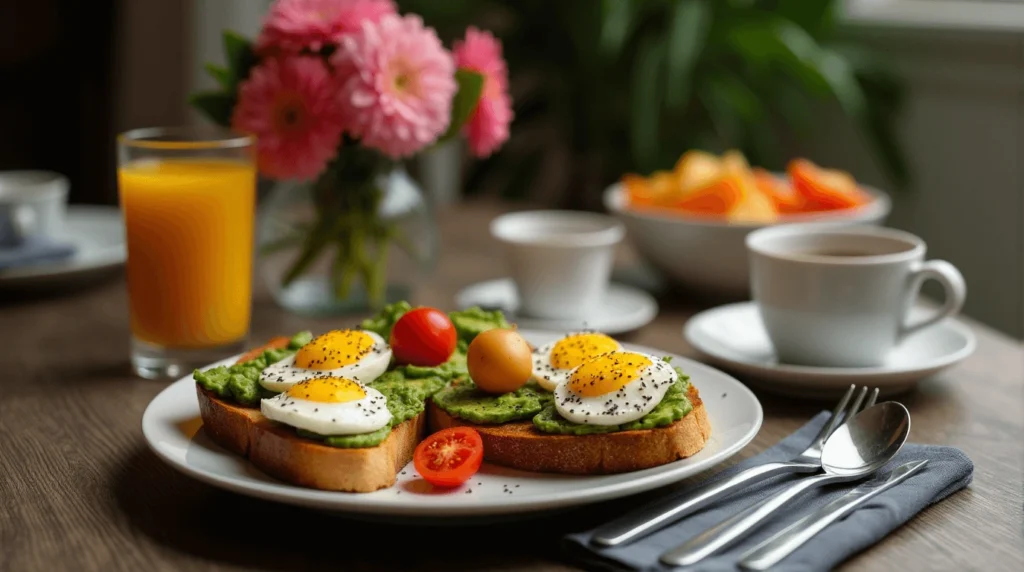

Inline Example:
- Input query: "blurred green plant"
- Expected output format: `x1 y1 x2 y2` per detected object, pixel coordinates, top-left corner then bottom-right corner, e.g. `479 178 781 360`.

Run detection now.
398 0 907 207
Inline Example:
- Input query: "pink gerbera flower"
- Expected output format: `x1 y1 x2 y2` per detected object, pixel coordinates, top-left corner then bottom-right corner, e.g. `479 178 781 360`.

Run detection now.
256 0 396 54
232 56 345 180
332 14 456 158
453 27 513 157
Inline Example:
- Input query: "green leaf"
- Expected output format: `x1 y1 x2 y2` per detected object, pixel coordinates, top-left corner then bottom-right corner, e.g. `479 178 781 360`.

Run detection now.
704 72 763 123
599 0 633 58
187 91 234 127
630 33 666 173
440 69 485 141
775 0 835 38
664 0 710 109
726 18 829 94
204 63 233 91
223 30 257 87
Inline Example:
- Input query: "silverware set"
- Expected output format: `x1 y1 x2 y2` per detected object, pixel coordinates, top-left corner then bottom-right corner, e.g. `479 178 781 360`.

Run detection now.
590 384 924 568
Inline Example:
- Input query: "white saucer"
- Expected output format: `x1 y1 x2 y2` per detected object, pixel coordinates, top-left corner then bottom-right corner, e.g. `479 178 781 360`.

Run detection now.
0 205 125 289
684 302 977 398
454 278 658 334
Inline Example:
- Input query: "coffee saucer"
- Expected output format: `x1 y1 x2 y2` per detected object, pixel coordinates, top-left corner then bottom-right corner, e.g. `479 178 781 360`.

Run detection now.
0 205 125 290
454 278 658 334
684 301 976 398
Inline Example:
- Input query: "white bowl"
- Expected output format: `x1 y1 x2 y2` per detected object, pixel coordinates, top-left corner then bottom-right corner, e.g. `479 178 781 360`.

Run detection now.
603 182 892 298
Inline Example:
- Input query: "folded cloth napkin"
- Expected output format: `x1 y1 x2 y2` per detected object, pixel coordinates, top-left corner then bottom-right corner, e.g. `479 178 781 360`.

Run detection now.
0 236 76 270
564 411 974 572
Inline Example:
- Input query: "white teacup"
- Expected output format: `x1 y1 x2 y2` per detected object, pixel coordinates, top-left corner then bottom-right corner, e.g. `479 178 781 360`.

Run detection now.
0 171 69 247
490 210 624 320
746 224 967 367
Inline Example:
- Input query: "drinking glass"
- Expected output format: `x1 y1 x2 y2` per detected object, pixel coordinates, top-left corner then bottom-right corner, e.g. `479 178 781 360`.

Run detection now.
117 127 257 379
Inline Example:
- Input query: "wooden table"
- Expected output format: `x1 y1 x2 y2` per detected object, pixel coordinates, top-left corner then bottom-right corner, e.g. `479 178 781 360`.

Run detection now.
1 201 1022 571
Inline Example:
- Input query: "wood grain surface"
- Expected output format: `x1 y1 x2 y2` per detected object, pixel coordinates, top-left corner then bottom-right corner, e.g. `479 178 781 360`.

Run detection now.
0 200 1021 571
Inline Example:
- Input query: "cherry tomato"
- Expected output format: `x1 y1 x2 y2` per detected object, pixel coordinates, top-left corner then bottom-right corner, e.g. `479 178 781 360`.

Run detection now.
389 307 458 367
413 427 484 487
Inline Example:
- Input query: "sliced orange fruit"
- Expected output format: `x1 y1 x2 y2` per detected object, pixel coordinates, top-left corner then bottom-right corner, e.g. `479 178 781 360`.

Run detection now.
729 186 778 223
787 159 870 211
674 150 723 194
623 171 680 207
672 174 747 216
753 168 805 213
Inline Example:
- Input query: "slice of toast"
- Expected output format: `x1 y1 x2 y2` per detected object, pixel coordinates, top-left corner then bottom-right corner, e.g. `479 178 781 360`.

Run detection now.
196 386 261 456
194 342 424 493
248 413 424 493
428 384 712 474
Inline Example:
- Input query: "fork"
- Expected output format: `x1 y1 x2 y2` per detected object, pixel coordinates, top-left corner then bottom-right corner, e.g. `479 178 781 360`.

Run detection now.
589 384 879 547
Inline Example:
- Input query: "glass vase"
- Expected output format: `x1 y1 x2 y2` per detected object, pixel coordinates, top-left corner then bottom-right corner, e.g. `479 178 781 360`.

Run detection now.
256 167 438 316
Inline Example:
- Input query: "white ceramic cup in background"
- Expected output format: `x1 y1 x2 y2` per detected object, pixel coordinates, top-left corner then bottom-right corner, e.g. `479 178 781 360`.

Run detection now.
746 224 966 367
490 210 625 320
0 171 69 247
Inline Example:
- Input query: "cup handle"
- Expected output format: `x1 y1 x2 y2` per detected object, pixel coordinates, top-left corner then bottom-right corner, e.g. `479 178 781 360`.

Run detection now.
899 260 966 340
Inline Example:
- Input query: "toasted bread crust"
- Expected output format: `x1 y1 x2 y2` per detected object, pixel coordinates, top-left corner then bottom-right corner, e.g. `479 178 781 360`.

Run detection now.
196 386 261 456
428 385 711 474
248 413 424 493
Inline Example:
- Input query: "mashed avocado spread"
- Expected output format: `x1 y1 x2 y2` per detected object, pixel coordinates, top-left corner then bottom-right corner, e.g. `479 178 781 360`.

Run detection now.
433 355 695 434
532 370 693 435
432 380 553 424
193 331 312 405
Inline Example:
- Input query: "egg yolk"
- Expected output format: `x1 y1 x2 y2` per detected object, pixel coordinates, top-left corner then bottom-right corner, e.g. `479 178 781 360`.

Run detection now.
295 329 376 370
568 351 652 397
285 377 366 403
550 333 620 370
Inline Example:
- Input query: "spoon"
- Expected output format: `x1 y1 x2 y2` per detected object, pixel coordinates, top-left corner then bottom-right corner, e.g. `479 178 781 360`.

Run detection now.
659 401 911 567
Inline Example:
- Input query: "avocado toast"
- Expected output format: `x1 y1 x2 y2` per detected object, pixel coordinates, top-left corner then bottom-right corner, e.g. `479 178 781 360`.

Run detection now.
192 304 506 492
427 333 712 474
428 383 711 474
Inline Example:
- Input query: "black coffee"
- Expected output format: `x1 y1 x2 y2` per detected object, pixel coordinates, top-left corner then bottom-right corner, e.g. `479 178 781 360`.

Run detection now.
799 249 875 257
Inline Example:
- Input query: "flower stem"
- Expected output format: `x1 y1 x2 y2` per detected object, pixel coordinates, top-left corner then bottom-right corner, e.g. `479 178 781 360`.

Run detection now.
276 149 400 310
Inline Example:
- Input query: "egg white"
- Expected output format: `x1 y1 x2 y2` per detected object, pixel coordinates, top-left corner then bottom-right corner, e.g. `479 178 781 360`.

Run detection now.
553 352 677 426
531 334 623 392
261 385 391 435
259 330 391 393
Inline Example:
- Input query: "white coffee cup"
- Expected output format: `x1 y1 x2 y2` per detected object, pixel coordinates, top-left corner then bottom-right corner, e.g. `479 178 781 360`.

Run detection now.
0 171 69 247
490 210 624 320
746 224 967 367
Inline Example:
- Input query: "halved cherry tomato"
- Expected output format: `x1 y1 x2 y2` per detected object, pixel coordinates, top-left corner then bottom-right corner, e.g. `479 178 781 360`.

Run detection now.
389 307 457 367
235 336 291 365
788 159 870 211
413 427 484 488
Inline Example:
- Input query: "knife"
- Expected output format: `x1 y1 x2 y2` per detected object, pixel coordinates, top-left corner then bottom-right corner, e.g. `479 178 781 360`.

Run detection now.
737 459 929 571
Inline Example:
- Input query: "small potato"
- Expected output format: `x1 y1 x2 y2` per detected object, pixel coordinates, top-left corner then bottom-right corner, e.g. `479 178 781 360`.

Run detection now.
467 328 533 395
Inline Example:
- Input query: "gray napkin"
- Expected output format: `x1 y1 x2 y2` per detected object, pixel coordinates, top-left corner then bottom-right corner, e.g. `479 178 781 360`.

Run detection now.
564 411 974 571
0 236 76 270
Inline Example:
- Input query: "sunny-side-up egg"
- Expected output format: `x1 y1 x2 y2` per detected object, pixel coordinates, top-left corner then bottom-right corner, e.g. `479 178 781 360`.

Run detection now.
259 329 391 393
261 377 392 435
531 332 623 391
553 351 677 425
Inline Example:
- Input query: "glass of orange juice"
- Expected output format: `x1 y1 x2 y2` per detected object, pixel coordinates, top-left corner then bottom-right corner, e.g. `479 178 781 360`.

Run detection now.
117 127 257 379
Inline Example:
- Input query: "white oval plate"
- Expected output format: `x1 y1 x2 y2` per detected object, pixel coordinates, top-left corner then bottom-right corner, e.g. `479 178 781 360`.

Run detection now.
142 330 762 518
